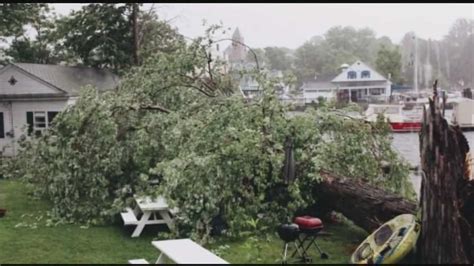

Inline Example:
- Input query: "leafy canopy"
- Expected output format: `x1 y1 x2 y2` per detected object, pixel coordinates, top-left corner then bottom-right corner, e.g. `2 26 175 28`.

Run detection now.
4 25 414 243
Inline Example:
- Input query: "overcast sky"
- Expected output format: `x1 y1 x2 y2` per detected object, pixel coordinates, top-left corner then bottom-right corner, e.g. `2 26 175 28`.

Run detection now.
52 3 474 49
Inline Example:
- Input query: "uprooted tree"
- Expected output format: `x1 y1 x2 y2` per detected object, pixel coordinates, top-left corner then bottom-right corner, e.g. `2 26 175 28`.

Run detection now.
2 25 416 243
418 80 474 263
313 170 416 232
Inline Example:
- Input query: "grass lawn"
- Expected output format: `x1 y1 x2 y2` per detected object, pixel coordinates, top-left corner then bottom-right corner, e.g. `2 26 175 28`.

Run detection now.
0 179 368 264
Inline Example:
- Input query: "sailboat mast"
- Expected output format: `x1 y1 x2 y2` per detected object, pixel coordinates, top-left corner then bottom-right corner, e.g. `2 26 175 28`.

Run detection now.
414 33 419 95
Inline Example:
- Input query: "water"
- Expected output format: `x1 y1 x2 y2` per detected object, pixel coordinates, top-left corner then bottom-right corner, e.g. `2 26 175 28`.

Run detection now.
391 131 474 197
289 109 473 197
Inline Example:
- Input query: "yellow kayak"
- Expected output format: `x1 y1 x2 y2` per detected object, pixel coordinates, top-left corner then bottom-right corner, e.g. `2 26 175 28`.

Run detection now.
350 214 420 264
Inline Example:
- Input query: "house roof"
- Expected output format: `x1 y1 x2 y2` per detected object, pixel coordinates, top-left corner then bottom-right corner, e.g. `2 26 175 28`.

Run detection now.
10 63 120 96
332 60 388 83
302 73 337 90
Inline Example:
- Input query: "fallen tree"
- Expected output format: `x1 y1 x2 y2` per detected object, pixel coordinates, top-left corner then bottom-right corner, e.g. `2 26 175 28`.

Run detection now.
313 170 417 232
418 80 474 263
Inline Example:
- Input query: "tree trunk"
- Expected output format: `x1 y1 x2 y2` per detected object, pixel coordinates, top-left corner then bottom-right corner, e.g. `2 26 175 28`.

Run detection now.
132 3 139 66
418 81 474 264
312 170 417 233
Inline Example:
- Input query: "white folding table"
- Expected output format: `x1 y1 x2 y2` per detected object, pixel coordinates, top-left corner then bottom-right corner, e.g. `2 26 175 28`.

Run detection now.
121 196 175 238
152 239 229 264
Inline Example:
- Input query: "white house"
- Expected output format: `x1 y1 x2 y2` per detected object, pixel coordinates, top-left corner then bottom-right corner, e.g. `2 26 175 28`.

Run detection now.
236 66 302 104
301 74 337 104
222 28 304 105
332 60 392 103
0 63 119 156
302 61 392 104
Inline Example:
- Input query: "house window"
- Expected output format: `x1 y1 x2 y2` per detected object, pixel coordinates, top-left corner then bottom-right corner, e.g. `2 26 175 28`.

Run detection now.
26 111 59 137
361 71 371 79
370 88 385 96
0 112 4 139
48 112 59 127
33 112 46 137
347 71 357 79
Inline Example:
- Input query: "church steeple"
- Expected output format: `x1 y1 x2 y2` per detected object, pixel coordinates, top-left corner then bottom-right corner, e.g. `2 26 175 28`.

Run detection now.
232 27 243 42
225 27 247 63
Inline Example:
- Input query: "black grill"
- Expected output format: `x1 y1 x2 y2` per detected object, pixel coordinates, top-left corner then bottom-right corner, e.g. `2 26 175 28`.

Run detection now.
277 223 300 242
277 217 329 264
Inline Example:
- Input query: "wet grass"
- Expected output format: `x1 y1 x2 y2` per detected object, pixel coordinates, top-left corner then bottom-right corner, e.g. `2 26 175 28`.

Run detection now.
0 179 367 264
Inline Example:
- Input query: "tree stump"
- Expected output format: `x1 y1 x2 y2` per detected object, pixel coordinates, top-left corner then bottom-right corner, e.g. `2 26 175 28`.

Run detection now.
419 80 474 263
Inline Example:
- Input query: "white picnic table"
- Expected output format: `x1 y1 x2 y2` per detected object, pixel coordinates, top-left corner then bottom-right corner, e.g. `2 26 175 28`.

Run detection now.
120 195 176 238
129 239 229 264
153 239 229 264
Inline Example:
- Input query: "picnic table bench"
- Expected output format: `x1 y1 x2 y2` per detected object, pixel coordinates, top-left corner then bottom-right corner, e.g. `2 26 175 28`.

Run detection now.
120 195 178 238
129 239 229 264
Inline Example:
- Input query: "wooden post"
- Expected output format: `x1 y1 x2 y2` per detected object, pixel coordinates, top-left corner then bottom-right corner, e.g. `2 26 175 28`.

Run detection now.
418 80 474 263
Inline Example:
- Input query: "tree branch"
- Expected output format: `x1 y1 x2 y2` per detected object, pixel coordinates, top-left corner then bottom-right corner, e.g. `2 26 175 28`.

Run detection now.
137 104 170 113
213 38 260 71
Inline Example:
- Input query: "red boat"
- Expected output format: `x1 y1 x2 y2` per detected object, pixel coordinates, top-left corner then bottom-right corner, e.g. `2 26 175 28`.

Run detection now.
365 104 423 133
389 122 422 132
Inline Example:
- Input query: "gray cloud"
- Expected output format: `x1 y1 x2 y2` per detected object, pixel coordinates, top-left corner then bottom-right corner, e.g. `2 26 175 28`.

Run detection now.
52 3 474 49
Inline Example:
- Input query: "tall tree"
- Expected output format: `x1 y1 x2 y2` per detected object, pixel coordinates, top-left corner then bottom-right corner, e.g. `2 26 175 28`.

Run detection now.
293 39 330 83
132 3 139 66
323 26 378 73
53 4 135 73
293 26 381 85
4 10 59 64
51 4 183 73
444 18 473 88
244 47 266 66
375 44 403 84
136 7 185 64
0 3 49 38
263 46 292 71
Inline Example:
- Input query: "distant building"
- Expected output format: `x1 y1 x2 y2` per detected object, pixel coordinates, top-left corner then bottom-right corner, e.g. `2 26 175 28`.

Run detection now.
223 28 247 64
223 29 284 100
302 60 392 104
332 60 392 103
221 28 303 105
301 74 337 104
0 63 119 156
233 63 289 100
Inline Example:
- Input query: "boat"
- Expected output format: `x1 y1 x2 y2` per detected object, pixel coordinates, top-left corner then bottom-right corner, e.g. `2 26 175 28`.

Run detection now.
365 104 423 133
350 214 420 264
450 98 474 131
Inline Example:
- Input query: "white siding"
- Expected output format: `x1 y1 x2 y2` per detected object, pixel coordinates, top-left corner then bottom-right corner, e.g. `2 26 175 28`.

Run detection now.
332 60 388 82
0 102 13 156
0 66 62 95
304 90 335 103
0 99 67 156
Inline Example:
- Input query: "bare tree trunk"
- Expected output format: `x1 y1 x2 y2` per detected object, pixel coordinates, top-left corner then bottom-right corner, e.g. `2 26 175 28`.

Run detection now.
313 170 417 232
418 80 474 263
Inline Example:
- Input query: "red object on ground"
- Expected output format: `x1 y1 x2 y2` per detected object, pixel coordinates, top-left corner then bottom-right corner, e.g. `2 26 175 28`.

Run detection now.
294 216 324 229
389 122 422 132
